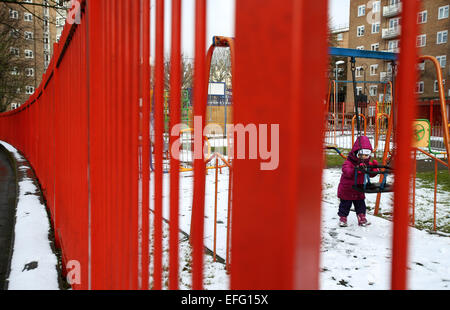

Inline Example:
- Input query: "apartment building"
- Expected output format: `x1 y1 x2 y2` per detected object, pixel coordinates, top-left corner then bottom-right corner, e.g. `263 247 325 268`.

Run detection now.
3 0 69 110
332 26 350 48
347 0 450 118
330 26 350 104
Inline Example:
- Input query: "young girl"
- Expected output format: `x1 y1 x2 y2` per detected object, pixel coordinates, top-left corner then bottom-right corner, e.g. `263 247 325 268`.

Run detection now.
337 136 379 227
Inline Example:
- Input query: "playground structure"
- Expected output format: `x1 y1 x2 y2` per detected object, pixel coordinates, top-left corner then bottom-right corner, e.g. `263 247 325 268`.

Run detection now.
0 0 449 290
326 50 450 228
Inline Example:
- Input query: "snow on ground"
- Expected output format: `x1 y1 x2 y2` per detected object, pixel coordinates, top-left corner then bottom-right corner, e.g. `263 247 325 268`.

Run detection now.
150 166 231 290
153 163 450 290
321 168 450 290
2 136 449 290
0 141 59 290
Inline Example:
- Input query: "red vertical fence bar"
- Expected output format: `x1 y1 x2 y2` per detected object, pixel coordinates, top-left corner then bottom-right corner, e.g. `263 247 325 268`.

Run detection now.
141 0 151 291
153 0 165 290
191 0 207 290
87 0 106 289
292 0 328 289
116 0 125 288
123 0 132 288
110 0 118 289
169 0 182 290
391 0 420 290
231 0 327 289
103 0 112 289
130 1 141 290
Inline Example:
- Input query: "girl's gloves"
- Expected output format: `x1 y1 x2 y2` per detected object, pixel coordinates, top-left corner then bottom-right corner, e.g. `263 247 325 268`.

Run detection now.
358 160 379 174
369 160 379 168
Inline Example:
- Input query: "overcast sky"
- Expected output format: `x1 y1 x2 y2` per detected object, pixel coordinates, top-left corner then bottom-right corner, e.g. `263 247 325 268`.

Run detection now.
151 0 350 59
329 0 351 28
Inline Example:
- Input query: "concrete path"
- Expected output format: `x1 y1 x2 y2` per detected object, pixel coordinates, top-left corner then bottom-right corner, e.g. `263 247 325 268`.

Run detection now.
0 146 17 289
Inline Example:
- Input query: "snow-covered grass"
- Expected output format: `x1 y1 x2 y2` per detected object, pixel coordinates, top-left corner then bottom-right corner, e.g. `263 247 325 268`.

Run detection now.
321 168 450 289
150 165 231 290
150 164 450 290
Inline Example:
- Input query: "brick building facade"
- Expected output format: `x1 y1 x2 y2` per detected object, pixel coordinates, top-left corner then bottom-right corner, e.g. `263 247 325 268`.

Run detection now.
2 0 69 110
346 0 450 119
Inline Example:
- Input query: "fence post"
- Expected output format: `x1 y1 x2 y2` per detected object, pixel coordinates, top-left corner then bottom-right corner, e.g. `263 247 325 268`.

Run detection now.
231 0 327 289
391 0 419 290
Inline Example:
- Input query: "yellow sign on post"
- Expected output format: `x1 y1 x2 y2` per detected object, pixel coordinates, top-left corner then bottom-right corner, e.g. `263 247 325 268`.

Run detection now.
412 119 431 148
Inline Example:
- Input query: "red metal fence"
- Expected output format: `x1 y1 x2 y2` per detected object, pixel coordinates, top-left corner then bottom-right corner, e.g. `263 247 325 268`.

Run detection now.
0 0 423 290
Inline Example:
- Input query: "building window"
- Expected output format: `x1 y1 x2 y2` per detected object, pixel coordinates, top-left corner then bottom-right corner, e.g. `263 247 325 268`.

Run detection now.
372 22 380 34
25 86 35 95
357 25 365 37
417 62 425 71
438 5 449 20
370 64 378 76
56 17 65 27
24 31 33 40
369 106 376 117
416 34 426 47
356 87 363 95
388 40 399 52
434 80 446 93
389 18 400 31
371 43 379 51
437 30 448 44
372 1 381 13
417 11 427 24
358 5 366 17
10 47 19 56
10 67 19 76
369 85 378 96
416 81 424 94
356 46 364 50
436 55 447 68
337 33 343 41
9 9 18 19
24 50 34 58
10 29 20 38
24 13 33 22
356 67 363 78
25 68 34 77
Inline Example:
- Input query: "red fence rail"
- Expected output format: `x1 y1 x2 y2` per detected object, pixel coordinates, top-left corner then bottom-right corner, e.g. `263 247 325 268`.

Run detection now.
0 0 423 290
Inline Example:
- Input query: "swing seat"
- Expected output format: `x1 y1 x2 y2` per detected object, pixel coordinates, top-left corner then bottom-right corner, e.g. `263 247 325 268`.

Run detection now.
353 165 394 194
352 183 394 193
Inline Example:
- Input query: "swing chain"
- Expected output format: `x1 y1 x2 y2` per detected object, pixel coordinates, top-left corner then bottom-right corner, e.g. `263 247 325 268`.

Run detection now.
350 57 362 137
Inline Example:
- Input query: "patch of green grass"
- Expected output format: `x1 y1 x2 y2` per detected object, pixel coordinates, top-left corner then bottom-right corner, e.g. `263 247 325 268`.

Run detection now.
325 151 348 168
210 146 227 155
415 170 450 192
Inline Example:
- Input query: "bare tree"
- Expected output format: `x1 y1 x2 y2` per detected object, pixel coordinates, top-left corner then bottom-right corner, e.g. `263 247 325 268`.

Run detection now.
0 0 71 24
162 54 194 91
0 1 72 111
0 3 33 111
209 47 231 89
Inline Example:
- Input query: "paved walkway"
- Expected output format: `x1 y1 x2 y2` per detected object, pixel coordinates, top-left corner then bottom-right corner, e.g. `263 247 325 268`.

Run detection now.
0 146 17 289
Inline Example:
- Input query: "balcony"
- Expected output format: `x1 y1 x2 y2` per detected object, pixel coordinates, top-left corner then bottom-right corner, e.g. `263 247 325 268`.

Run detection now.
383 3 402 17
382 27 401 39
381 47 400 54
